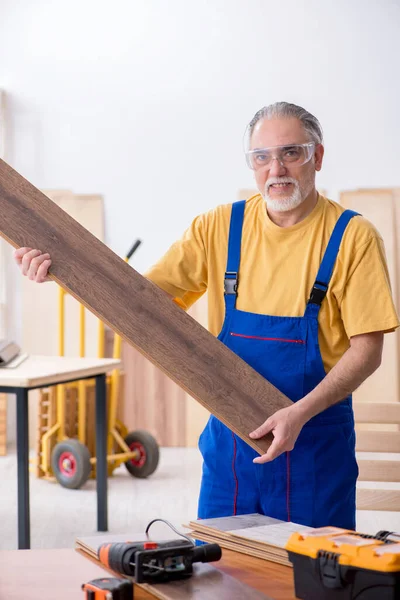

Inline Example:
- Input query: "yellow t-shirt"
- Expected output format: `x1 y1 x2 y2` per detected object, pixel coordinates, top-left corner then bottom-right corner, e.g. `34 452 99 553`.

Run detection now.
145 193 399 372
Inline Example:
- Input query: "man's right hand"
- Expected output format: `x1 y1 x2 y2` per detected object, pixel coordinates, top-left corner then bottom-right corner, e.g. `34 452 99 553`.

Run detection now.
14 248 52 283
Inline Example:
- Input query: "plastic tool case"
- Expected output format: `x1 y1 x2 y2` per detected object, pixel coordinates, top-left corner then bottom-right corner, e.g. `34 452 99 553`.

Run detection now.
286 527 400 599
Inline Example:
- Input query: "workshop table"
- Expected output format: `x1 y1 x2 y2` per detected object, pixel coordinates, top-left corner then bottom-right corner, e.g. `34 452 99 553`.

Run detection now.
0 355 121 549
0 547 297 599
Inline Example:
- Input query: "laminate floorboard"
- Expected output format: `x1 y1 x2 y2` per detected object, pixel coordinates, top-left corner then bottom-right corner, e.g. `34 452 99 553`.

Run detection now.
0 159 292 455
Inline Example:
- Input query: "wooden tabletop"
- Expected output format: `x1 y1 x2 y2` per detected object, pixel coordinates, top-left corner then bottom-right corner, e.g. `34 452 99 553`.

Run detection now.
0 548 296 600
216 549 296 600
0 355 121 388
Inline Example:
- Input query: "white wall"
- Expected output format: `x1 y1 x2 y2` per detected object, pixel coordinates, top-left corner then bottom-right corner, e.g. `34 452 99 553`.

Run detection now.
1 0 400 277
0 0 399 434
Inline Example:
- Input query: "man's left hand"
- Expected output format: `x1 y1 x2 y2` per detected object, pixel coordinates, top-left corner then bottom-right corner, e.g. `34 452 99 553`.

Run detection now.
249 405 306 464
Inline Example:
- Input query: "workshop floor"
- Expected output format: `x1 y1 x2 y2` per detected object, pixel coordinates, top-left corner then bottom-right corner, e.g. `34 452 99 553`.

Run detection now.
1 447 400 550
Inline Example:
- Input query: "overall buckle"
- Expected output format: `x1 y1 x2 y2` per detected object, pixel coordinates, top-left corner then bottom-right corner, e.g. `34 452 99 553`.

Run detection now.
224 272 238 295
308 281 328 306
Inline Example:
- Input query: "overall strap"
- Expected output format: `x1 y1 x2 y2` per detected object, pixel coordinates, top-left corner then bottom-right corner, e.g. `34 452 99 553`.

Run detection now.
224 200 246 311
305 209 360 318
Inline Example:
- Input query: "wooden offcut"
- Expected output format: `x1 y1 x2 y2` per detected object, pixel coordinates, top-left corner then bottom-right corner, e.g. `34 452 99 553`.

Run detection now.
358 459 400 482
0 158 293 454
340 189 400 406
354 402 400 424
356 489 400 512
355 401 400 512
22 189 105 358
356 431 400 453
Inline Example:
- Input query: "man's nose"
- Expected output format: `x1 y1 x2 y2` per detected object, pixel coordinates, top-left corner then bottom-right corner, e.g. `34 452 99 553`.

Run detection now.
269 157 287 177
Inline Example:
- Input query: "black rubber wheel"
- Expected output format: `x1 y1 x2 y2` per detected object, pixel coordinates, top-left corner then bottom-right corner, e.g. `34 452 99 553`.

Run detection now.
124 430 160 478
51 439 92 489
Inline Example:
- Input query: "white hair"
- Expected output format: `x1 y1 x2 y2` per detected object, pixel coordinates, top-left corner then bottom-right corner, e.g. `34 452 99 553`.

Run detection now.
248 102 323 145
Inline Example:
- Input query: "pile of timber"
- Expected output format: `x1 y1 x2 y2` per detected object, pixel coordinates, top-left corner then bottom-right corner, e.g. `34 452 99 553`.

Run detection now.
186 513 315 567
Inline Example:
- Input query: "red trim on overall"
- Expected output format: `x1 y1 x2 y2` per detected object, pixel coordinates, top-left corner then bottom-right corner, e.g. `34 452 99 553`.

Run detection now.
230 333 305 344
231 433 239 515
286 451 291 522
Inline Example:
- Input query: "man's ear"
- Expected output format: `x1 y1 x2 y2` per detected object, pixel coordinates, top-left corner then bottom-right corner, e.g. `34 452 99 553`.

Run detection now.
314 144 324 172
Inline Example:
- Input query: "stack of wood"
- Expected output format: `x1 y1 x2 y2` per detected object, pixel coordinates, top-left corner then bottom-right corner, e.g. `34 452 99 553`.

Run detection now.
186 514 315 567
340 189 400 407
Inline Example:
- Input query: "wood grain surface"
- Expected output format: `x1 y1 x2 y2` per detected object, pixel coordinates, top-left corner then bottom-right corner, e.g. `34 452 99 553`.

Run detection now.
356 489 400 511
0 547 296 600
137 563 271 600
340 189 400 406
356 430 400 452
121 294 211 447
76 533 271 599
0 548 113 600
354 401 400 424
0 355 120 388
358 459 400 482
0 158 292 454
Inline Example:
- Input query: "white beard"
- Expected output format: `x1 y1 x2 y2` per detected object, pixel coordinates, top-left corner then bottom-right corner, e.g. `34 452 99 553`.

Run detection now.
263 176 314 213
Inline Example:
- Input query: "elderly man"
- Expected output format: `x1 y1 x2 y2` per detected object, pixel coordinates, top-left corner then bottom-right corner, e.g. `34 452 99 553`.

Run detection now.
15 102 399 530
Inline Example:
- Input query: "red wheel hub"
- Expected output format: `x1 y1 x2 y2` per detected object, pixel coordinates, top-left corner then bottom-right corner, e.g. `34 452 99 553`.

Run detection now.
128 442 147 468
58 451 77 477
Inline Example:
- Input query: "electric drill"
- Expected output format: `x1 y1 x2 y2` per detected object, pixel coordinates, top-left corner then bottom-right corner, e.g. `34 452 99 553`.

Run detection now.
98 538 222 584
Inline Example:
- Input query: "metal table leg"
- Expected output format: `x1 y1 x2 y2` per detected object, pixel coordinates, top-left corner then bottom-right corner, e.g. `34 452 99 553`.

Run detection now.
16 388 30 549
95 374 108 531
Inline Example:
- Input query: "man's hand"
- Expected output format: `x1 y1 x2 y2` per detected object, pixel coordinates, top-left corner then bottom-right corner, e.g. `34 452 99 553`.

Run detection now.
249 331 384 465
249 405 306 464
14 247 52 282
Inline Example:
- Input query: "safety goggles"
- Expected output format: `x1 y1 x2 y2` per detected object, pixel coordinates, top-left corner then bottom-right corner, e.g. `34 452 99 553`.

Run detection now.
245 142 315 171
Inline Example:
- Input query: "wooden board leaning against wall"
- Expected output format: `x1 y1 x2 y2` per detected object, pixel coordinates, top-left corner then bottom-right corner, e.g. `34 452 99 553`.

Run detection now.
340 189 400 432
121 293 210 447
22 190 106 449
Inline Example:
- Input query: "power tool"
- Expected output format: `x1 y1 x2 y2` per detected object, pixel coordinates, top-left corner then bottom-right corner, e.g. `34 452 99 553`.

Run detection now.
97 537 222 584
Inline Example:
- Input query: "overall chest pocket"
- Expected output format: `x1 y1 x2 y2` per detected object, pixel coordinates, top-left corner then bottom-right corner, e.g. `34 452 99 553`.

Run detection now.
227 331 306 402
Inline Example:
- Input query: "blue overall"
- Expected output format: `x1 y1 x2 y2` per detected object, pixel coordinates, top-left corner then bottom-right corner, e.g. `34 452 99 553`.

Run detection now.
198 201 359 529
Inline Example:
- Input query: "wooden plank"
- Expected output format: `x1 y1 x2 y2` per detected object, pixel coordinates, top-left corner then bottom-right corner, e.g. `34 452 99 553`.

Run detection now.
0 159 292 454
354 402 400 424
121 293 210 447
356 488 400 511
356 431 400 452
357 459 400 482
22 190 105 358
122 338 188 447
340 189 400 405
190 531 291 566
185 294 210 446
22 191 105 450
